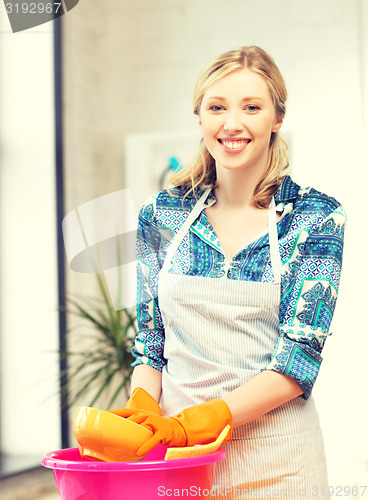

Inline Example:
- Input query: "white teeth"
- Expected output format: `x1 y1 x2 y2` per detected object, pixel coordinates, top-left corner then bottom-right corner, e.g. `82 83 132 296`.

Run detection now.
222 140 248 149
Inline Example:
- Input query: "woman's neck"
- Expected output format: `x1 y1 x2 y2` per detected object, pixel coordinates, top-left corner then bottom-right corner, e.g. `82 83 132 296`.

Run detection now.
213 167 264 210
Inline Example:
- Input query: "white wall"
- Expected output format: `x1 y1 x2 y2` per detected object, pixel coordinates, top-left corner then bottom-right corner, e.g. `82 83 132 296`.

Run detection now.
0 13 61 454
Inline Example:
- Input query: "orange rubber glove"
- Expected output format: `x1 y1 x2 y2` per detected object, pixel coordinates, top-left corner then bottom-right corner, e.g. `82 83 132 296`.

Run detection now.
109 387 162 416
125 387 162 414
117 398 232 457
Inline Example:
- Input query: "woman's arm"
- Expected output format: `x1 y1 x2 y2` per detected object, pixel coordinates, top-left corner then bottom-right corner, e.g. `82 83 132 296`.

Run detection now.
130 196 166 403
223 370 302 428
130 364 162 402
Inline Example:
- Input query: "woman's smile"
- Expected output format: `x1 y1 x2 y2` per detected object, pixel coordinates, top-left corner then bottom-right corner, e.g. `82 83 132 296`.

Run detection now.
217 138 252 153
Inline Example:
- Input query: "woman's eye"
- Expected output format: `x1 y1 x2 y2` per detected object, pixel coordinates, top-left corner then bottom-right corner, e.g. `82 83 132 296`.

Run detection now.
245 105 260 112
209 105 224 112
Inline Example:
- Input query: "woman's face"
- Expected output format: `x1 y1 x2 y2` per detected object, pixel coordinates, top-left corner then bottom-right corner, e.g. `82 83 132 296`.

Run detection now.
198 68 282 176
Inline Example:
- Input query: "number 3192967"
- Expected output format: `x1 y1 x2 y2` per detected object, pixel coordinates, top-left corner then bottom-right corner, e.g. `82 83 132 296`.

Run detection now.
5 3 62 14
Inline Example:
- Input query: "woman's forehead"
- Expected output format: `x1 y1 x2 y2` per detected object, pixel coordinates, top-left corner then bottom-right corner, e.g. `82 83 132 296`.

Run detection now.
202 68 272 102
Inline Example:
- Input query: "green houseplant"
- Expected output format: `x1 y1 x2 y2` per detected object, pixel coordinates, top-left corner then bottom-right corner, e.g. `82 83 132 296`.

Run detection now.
60 272 137 410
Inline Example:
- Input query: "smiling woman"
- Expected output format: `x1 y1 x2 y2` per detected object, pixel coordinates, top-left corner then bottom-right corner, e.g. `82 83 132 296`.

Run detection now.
123 46 346 500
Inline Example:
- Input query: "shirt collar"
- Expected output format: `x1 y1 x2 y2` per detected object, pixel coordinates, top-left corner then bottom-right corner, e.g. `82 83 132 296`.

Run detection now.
274 175 300 203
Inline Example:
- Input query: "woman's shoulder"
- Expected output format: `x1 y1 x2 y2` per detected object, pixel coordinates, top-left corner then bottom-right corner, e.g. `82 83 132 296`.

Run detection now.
278 176 346 221
141 186 199 212
298 186 343 216
138 186 199 225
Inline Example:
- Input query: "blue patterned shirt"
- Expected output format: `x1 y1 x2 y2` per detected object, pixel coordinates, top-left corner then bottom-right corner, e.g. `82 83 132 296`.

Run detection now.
132 176 346 399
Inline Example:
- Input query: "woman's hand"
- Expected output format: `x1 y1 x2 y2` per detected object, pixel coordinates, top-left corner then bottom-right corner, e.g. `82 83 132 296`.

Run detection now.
118 398 233 456
118 411 187 456
121 387 162 415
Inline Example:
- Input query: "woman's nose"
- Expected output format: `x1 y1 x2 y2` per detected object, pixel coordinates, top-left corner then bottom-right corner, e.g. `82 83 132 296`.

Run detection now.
223 110 243 133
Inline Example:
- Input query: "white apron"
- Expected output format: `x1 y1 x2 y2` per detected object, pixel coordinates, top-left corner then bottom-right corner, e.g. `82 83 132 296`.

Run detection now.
158 189 329 500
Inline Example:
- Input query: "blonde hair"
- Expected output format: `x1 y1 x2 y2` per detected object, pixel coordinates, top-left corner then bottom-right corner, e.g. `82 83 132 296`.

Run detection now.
169 46 289 208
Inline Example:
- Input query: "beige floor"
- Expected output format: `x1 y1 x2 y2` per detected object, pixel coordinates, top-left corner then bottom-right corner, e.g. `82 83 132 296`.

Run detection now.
0 468 58 500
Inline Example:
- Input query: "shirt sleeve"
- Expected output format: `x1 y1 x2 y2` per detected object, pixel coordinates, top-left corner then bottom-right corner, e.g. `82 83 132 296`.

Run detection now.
264 203 346 399
131 196 166 371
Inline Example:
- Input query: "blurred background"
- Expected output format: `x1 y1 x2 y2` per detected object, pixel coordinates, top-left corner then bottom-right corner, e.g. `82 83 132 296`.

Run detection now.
0 0 367 498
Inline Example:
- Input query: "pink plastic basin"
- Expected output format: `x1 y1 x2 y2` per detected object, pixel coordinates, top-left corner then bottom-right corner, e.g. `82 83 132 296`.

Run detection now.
42 446 226 500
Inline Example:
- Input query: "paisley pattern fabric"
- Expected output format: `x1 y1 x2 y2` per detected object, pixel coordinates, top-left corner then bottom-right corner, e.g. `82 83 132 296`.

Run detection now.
132 176 346 399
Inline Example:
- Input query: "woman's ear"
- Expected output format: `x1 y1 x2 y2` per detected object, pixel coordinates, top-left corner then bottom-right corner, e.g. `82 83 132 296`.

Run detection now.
195 108 202 127
272 117 283 133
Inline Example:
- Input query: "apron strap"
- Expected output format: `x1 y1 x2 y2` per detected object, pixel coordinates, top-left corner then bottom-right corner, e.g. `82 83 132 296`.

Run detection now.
162 188 212 272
